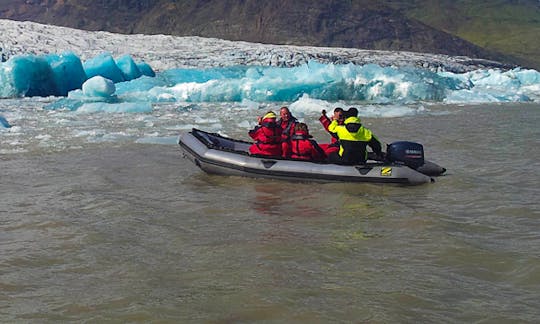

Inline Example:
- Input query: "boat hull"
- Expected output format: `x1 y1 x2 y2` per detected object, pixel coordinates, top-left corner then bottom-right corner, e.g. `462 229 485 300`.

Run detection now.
179 129 438 185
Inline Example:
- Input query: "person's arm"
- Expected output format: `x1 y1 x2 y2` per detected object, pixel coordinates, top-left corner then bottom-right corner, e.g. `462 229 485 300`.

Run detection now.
248 126 261 140
368 134 382 155
319 110 331 131
327 119 339 133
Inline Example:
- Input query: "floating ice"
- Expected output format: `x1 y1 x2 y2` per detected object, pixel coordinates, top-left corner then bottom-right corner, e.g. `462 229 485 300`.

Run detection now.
3 50 539 107
137 62 156 77
46 52 87 96
0 51 87 97
83 52 126 83
0 51 154 98
116 54 143 81
81 76 116 98
40 61 540 113
289 94 423 118
76 102 153 113
107 61 539 105
443 68 539 103
0 55 56 97
0 115 11 128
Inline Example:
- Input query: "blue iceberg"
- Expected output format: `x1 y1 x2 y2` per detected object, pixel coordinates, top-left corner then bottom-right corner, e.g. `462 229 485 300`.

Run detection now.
4 50 539 108
83 52 126 83
116 54 143 81
0 51 155 98
0 52 89 97
43 60 540 114
46 52 88 96
0 55 57 97
106 61 540 104
137 61 156 77
0 115 11 128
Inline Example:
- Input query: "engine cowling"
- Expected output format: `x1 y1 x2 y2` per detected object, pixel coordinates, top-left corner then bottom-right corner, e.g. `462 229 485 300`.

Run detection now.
387 141 424 169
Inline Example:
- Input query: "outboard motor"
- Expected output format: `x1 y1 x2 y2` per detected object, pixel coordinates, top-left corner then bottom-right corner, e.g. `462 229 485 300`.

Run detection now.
387 141 424 169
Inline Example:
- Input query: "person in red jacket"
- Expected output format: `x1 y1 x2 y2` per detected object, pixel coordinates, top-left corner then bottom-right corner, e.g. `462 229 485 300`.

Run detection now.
283 123 326 161
277 106 298 140
319 107 345 135
277 106 298 155
318 107 344 156
248 111 283 157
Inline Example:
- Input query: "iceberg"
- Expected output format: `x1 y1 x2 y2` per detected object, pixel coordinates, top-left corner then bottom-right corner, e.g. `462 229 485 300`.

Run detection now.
81 76 116 98
115 54 143 81
44 76 118 111
83 52 125 83
46 52 87 96
0 55 57 97
37 61 539 113
106 61 540 104
0 115 11 128
0 51 154 98
2 46 539 106
137 61 156 77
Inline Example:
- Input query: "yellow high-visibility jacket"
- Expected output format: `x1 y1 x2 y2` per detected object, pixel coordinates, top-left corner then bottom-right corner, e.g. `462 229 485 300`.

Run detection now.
328 117 382 163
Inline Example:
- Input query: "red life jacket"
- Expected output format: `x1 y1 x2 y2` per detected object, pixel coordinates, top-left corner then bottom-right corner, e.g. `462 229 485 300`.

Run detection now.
289 130 326 161
248 119 283 156
278 118 298 142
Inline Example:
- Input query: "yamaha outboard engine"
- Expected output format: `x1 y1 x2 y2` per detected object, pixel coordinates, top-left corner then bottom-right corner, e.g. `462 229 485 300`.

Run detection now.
387 141 424 169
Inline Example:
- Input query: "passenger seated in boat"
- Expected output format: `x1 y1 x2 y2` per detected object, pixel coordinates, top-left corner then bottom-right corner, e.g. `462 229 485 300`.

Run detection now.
283 123 326 162
319 107 344 156
327 107 383 165
248 111 283 157
319 107 344 135
277 106 298 155
277 106 298 140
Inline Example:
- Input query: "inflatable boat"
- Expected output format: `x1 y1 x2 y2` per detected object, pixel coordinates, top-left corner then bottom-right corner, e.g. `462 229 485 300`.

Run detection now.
178 128 446 185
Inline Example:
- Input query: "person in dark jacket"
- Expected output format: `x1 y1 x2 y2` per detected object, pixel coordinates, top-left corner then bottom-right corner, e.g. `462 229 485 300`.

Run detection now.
327 107 383 165
283 123 326 161
248 111 283 157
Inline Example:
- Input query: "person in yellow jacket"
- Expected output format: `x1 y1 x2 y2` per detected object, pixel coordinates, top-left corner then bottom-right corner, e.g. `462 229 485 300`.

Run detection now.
327 107 383 165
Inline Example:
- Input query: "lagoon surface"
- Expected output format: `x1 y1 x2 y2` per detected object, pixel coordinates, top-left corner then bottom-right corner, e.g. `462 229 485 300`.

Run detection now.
1 102 539 322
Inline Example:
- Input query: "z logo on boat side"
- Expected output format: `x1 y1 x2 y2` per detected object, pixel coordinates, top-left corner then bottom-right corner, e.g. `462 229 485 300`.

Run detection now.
381 167 392 176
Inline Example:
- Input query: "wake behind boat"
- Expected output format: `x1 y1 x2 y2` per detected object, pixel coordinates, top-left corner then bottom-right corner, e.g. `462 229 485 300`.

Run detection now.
178 129 446 185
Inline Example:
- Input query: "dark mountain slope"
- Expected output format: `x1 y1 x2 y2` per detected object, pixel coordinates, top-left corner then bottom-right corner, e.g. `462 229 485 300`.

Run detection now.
0 0 521 67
